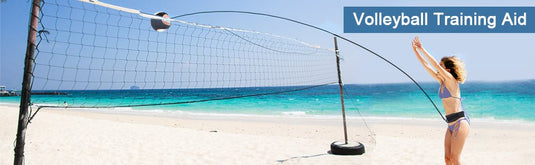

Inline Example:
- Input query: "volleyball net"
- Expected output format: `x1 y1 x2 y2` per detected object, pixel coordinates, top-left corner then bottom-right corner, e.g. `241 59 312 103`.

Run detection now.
30 0 339 108
13 2 376 162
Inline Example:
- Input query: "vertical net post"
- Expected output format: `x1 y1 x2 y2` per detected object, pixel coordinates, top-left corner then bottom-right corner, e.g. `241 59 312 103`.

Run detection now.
14 0 41 164
333 37 348 144
330 37 364 155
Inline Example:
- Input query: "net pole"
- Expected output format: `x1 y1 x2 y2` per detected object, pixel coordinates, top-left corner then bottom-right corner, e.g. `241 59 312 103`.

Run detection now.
14 0 41 164
333 37 348 144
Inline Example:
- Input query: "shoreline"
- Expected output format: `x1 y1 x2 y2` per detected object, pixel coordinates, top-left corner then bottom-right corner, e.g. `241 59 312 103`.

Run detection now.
2 104 535 164
2 102 535 125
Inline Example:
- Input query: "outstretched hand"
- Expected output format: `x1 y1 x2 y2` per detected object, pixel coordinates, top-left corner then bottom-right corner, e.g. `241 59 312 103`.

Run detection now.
412 36 422 49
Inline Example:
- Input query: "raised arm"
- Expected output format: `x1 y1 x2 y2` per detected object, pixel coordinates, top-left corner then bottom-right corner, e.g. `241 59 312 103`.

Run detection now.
412 37 453 81
412 37 441 82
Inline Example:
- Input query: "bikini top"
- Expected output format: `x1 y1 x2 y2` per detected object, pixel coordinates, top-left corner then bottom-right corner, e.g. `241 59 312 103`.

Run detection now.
439 83 461 99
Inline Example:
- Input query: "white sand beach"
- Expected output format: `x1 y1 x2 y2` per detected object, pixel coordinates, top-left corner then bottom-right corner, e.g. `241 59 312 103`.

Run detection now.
1 104 535 164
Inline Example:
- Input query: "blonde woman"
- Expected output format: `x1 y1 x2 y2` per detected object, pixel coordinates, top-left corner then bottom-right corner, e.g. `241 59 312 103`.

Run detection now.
412 37 469 165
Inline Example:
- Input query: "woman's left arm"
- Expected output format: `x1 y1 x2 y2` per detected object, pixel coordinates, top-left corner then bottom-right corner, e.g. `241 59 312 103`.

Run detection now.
412 40 441 82
413 38 454 80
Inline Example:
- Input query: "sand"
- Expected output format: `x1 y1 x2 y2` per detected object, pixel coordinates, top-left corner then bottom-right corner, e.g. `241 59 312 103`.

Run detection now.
1 104 535 164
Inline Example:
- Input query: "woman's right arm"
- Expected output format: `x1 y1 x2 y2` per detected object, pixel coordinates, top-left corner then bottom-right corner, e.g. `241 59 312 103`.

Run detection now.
413 37 454 81
412 38 441 82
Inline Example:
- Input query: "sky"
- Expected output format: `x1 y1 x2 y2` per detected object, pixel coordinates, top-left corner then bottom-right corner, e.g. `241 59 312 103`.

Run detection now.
1 0 534 90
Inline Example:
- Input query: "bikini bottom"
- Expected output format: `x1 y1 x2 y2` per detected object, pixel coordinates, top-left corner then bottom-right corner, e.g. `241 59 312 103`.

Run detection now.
447 116 470 140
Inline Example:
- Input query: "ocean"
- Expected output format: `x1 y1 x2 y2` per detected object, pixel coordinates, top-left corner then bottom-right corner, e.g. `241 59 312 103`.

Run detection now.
1 80 534 122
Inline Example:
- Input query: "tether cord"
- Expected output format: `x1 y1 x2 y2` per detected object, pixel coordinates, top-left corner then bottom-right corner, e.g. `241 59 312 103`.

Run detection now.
172 11 446 122
342 87 376 143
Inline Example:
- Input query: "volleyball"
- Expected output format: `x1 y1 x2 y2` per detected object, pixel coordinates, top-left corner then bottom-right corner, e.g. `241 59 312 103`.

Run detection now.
151 12 171 32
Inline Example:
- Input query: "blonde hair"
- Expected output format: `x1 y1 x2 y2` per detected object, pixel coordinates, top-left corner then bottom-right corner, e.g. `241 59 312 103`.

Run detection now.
441 56 466 83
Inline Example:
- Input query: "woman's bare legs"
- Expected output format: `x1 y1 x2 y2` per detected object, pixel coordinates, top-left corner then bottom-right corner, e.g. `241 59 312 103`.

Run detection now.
444 127 452 165
445 120 470 165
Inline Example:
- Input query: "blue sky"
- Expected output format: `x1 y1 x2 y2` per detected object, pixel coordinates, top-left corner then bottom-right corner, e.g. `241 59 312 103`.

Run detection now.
1 0 534 90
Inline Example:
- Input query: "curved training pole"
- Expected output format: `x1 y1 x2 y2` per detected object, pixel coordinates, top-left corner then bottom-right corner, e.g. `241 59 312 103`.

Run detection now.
15 0 41 164
173 11 446 122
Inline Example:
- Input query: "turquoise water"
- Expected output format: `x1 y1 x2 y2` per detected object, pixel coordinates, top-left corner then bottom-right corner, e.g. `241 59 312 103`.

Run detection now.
1 80 534 122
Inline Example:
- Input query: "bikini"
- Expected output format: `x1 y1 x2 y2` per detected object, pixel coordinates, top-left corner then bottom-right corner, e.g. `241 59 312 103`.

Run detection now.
440 83 470 139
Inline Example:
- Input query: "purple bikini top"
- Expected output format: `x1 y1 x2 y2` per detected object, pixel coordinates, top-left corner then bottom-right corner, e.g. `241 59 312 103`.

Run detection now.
439 83 454 99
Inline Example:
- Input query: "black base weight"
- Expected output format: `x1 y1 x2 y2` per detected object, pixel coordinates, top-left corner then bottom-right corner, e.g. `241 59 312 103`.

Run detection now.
330 141 365 155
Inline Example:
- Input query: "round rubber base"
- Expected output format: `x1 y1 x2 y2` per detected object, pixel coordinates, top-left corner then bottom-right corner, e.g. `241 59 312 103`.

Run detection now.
330 141 365 155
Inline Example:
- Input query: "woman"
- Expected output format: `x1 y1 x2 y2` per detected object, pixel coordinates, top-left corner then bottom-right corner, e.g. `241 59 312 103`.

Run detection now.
412 37 469 165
